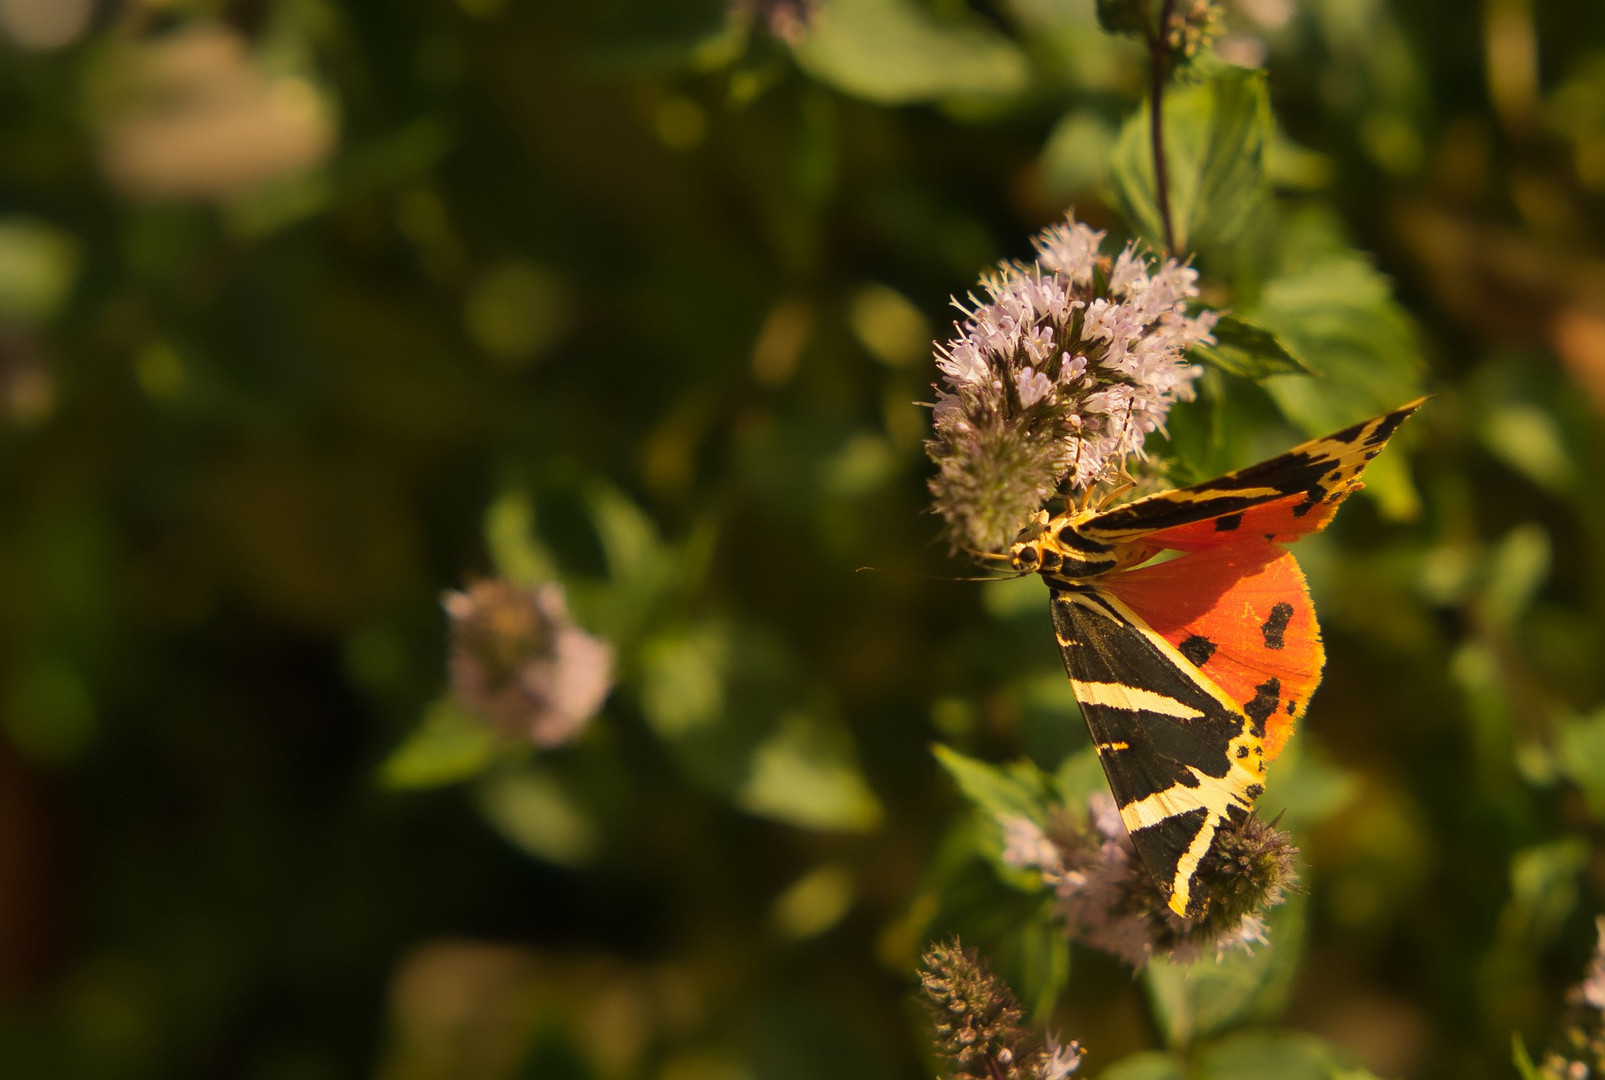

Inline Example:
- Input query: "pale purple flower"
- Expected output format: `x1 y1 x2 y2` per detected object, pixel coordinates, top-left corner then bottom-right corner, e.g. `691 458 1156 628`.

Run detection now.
1036 1036 1083 1080
444 579 614 748
926 213 1216 551
1020 793 1296 968
731 0 819 43
1016 367 1053 408
1583 917 1605 1013
1000 815 1064 875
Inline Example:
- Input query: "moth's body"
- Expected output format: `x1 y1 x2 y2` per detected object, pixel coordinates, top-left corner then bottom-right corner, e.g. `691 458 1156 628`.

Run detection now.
1006 507 1159 579
998 400 1424 918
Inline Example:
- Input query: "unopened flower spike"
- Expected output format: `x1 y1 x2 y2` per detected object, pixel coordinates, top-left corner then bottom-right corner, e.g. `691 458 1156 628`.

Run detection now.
444 578 615 748
919 939 1082 1080
999 794 1298 967
1093 0 1223 61
1165 0 1224 59
925 212 1217 553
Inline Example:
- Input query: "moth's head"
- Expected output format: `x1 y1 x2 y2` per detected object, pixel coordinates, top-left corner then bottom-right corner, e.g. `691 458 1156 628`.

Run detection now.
1007 509 1079 573
1008 507 1117 576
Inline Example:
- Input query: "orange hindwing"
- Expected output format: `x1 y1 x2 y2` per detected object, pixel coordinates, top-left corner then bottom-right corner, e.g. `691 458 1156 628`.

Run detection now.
1096 540 1323 762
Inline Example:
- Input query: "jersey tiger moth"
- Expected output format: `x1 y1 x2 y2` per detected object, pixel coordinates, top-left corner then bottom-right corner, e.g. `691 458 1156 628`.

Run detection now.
1006 400 1423 918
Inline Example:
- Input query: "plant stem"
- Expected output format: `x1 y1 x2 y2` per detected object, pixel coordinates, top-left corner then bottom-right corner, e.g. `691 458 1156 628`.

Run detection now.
1147 0 1178 255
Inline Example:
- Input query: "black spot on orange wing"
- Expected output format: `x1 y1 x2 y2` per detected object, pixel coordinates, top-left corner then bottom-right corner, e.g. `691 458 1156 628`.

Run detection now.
1179 634 1217 667
1286 699 1296 715
1245 783 1264 798
1261 602 1294 649
1244 677 1281 737
1214 513 1242 532
1050 591 1248 799
1078 400 1423 549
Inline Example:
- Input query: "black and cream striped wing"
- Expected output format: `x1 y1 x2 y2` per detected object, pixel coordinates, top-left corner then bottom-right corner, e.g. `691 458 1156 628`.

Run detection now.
1050 586 1269 918
1075 398 1424 547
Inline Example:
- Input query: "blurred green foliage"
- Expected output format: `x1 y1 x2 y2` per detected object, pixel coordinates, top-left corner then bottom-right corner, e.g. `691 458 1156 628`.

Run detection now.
5 0 1605 1078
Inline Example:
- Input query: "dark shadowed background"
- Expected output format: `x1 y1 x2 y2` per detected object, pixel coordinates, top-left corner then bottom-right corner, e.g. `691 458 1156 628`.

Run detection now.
2 1 1605 1078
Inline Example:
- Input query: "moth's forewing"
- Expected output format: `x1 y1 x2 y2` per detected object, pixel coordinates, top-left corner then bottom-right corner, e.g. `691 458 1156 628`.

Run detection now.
1050 587 1267 918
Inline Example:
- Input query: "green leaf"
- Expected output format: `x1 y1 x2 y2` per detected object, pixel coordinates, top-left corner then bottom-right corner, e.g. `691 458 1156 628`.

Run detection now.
1108 67 1271 254
1512 1032 1544 1080
587 484 668 590
1244 209 1426 519
1477 523 1551 630
1053 745 1108 809
1256 738 1360 833
381 698 498 789
1189 315 1312 378
1040 109 1118 200
1144 893 1308 1048
1504 838 1588 946
792 0 1029 106
1556 708 1605 819
476 767 598 866
932 745 1063 887
1479 400 1576 495
0 217 80 324
1098 1051 1188 1080
1001 907 1072 1020
639 617 882 834
738 712 884 832
932 744 1055 825
639 622 731 739
577 484 703 646
484 488 555 586
769 863 856 940
1193 1030 1378 1080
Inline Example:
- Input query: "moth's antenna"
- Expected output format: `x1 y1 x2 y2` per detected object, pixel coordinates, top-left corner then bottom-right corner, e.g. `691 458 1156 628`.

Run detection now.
855 565 1029 583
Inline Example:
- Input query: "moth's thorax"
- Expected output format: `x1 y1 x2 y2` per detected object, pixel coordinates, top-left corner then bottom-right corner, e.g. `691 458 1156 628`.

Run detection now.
1007 508 1149 579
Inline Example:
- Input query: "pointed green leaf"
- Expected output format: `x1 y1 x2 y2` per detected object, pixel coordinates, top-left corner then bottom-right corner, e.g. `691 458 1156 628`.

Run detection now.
1012 908 1071 1020
792 0 1028 105
1512 1032 1544 1080
1144 893 1307 1048
933 744 1054 825
739 712 883 832
484 489 555 586
1108 67 1271 253
381 698 498 789
1189 315 1312 378
1556 708 1605 820
477 767 598 866
1194 1031 1379 1080
1099 1052 1188 1080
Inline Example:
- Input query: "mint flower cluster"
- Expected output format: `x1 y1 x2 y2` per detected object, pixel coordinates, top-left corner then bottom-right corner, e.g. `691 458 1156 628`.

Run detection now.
1000 795 1298 967
919 939 1082 1080
926 214 1218 551
444 580 614 748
